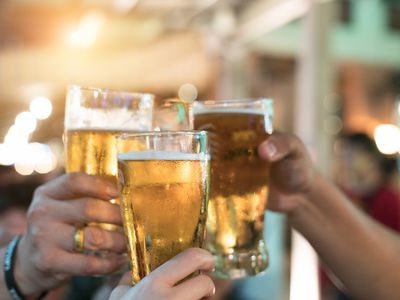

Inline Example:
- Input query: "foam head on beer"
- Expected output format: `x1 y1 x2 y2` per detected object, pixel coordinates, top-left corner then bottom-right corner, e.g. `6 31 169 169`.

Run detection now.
65 108 153 132
193 100 273 135
118 150 210 161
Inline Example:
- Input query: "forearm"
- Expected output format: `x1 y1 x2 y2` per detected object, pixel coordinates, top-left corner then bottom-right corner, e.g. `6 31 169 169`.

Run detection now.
290 172 400 300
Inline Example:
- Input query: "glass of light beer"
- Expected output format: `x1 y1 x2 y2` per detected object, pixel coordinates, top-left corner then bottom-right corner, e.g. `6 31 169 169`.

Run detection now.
64 85 154 232
116 131 210 284
193 98 273 279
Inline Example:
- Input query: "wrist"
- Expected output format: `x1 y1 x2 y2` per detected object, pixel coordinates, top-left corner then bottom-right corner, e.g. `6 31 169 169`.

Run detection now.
287 172 325 230
13 236 46 299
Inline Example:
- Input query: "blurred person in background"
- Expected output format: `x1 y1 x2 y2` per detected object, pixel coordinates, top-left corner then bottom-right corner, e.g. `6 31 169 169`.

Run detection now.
334 132 400 232
322 132 400 299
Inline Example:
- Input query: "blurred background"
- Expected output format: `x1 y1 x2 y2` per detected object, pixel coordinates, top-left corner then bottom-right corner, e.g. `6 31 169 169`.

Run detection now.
0 0 399 299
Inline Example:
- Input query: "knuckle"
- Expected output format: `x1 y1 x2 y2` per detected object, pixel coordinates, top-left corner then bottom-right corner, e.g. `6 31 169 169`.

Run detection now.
184 247 206 261
27 203 49 224
86 227 106 249
33 251 54 273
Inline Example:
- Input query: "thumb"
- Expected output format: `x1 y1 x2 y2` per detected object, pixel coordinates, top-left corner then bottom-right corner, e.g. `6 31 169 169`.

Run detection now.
258 132 305 162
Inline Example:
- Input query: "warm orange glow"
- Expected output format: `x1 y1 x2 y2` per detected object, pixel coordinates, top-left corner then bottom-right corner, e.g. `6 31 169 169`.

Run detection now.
0 144 15 166
15 112 37 134
68 12 105 48
113 0 139 13
14 163 34 176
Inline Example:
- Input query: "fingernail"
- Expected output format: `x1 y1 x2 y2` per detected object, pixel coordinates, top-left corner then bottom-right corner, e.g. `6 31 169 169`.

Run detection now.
264 141 277 158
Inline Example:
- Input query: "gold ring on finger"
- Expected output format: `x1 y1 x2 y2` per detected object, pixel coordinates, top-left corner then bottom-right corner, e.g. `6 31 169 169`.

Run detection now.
73 227 85 253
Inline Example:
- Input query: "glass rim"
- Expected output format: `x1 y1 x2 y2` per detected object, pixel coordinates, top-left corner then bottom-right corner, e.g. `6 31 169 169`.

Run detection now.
67 84 155 99
117 130 208 140
193 98 273 106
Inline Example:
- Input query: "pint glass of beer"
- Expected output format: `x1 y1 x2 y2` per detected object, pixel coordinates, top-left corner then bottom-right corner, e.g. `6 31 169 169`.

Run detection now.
116 131 210 284
193 98 273 279
64 85 154 231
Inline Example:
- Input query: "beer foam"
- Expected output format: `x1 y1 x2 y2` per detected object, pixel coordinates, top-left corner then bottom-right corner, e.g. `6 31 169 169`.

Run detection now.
193 107 267 115
118 151 209 161
65 108 153 131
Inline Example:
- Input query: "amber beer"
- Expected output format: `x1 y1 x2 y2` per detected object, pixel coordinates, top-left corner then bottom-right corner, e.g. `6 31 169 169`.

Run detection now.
116 132 210 283
65 129 128 184
193 99 273 279
64 86 154 234
64 85 153 182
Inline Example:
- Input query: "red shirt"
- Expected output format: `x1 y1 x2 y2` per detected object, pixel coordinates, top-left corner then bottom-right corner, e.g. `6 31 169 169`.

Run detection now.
362 186 400 231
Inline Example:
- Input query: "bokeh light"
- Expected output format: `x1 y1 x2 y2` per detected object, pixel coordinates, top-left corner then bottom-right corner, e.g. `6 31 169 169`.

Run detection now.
4 125 30 145
374 124 400 155
1 101 57 172
0 144 15 166
178 83 198 102
113 0 139 13
14 162 34 176
323 115 343 135
9 143 58 175
31 143 57 174
14 144 35 175
15 111 37 134
30 97 53 120
68 12 105 48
